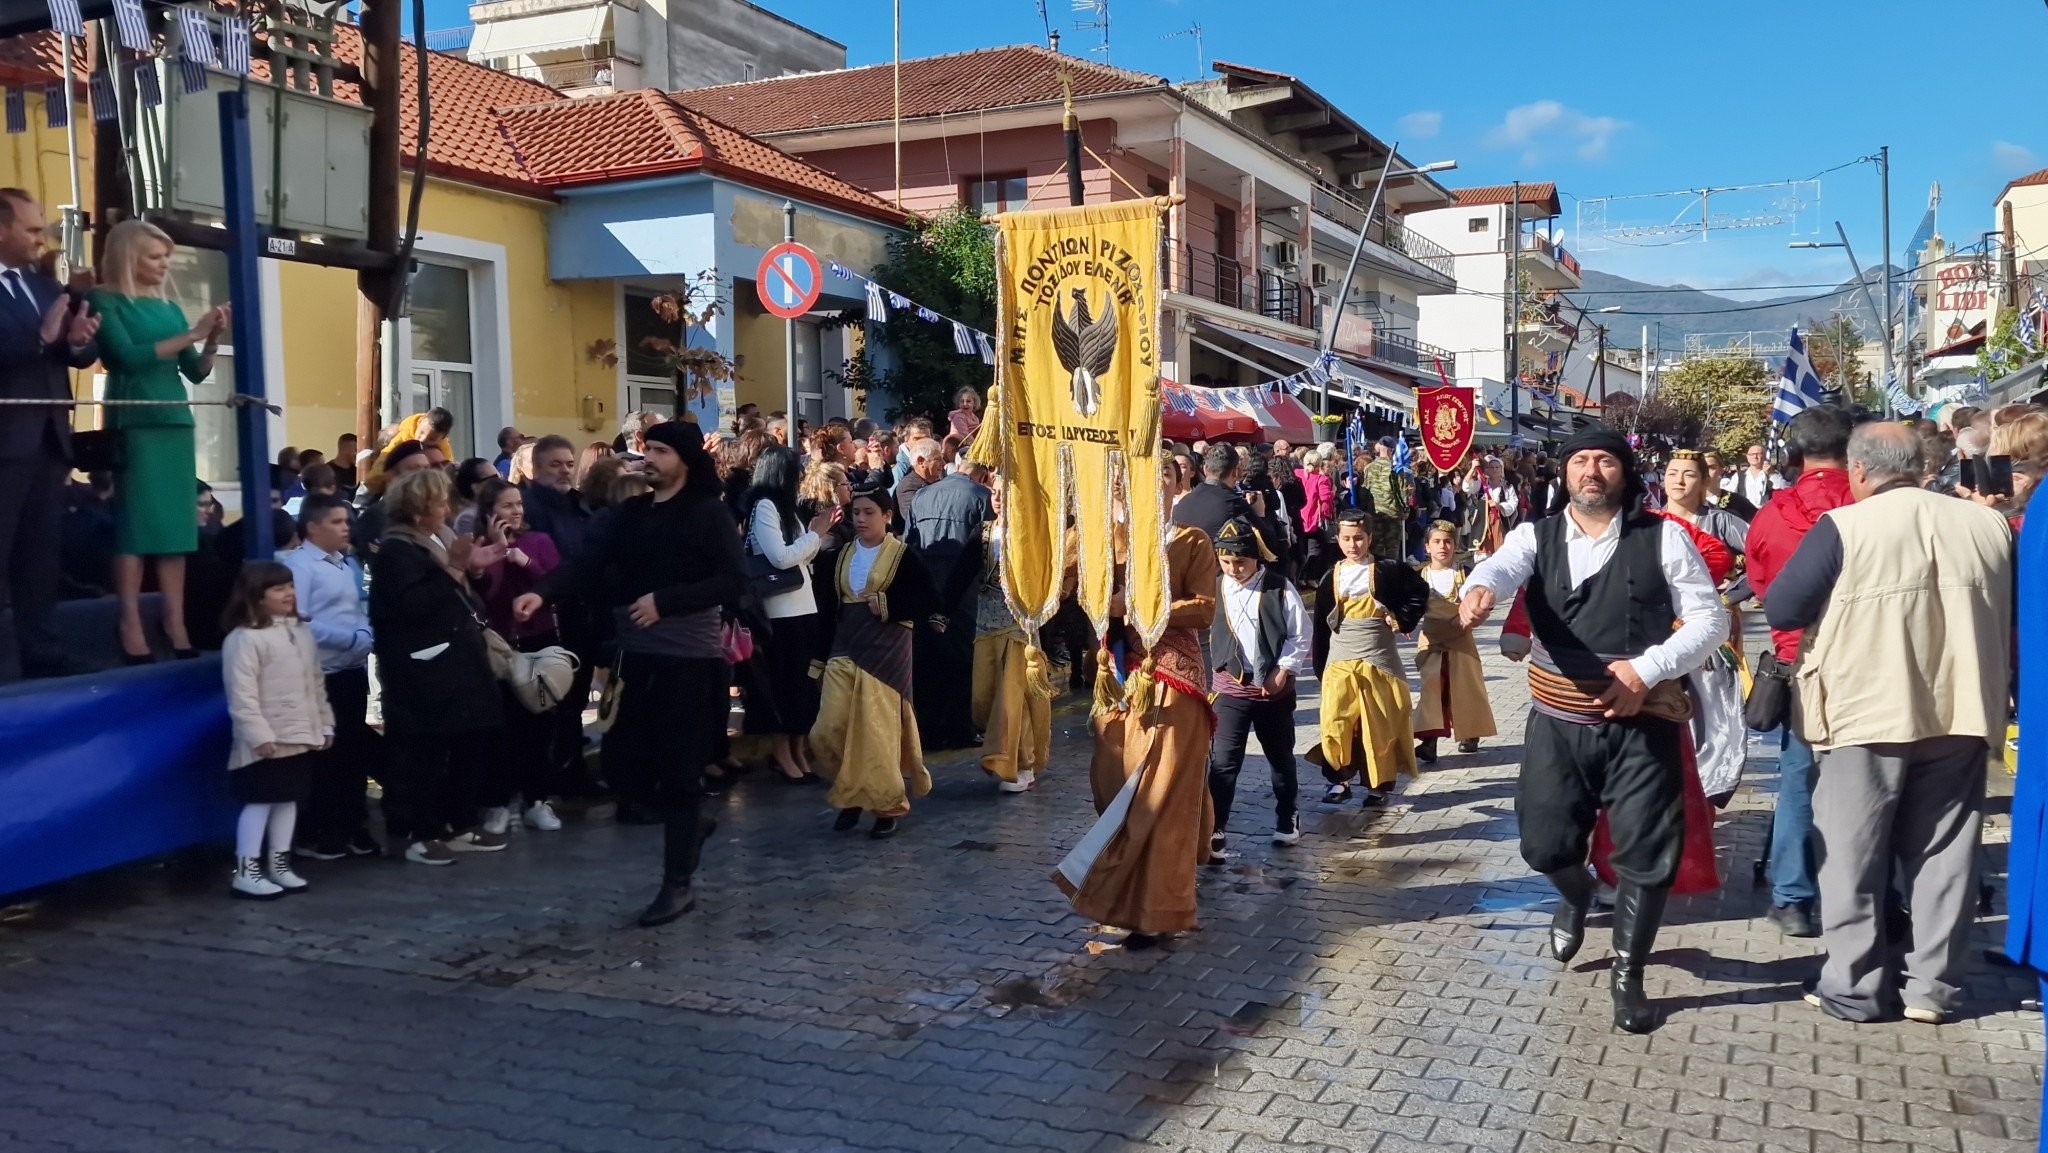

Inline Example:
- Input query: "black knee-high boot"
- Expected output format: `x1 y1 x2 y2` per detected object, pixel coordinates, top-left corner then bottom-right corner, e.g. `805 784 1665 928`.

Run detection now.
1610 881 1668 1033
1544 868 1594 961
639 803 713 928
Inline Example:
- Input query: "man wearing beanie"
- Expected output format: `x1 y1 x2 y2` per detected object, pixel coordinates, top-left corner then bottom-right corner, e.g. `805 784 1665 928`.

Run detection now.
1456 424 1727 1033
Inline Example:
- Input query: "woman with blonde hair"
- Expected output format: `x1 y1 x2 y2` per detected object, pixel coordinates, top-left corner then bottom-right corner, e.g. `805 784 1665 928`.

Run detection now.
94 218 229 662
505 441 537 487
948 386 983 442
574 441 614 490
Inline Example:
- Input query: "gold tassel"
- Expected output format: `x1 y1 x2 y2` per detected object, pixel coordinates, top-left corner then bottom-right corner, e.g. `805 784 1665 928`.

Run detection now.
1090 642 1123 719
1021 642 1056 702
1125 653 1159 723
965 385 1003 468
1128 382 1160 458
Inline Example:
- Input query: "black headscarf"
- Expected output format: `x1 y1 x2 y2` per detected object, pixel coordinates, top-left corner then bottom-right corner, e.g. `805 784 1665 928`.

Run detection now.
1556 423 1644 506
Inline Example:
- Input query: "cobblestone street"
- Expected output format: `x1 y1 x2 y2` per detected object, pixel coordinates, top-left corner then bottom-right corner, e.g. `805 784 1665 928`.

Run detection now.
2 623 2041 1153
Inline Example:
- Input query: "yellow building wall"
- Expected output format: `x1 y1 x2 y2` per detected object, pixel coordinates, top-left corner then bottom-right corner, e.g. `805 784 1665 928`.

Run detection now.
730 292 787 414
0 93 90 216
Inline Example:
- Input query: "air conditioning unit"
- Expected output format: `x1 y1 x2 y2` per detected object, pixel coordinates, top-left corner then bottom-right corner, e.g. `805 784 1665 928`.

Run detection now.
1310 262 1332 286
1273 240 1301 267
1345 171 1371 190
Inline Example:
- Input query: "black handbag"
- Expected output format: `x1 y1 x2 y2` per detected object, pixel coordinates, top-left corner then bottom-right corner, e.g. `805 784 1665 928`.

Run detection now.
69 428 125 472
1744 646 1793 732
744 539 804 600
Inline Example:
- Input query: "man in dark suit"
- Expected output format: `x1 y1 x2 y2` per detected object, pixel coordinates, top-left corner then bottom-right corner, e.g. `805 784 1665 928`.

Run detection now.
1173 444 1281 559
0 189 99 682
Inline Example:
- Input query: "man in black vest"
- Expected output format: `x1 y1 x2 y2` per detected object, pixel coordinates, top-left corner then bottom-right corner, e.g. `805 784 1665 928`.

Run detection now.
1457 425 1726 1033
0 189 99 682
1206 517 1312 859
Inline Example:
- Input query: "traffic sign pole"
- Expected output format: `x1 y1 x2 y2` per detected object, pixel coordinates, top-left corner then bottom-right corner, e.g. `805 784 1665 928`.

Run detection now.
783 202 798 434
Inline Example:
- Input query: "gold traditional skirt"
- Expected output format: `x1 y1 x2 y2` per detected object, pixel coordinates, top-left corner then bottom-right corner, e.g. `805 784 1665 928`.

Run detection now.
811 656 932 816
972 631 1052 784
1318 659 1418 789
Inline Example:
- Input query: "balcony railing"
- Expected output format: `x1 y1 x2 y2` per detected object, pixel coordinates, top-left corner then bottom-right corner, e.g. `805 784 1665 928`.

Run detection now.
413 25 475 52
1179 246 1319 330
1364 328 1456 373
1184 245 1247 311
1308 184 1457 280
493 56 624 88
1259 270 1315 329
1501 231 1580 278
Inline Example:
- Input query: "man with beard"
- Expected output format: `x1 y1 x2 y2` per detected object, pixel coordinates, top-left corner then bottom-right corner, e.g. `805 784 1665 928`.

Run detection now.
516 423 743 927
1458 425 1726 1033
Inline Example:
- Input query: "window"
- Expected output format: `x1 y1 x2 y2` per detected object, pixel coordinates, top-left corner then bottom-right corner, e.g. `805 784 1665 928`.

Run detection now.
166 247 237 487
405 262 477 457
1146 176 1168 198
1468 216 1488 233
742 61 756 81
623 288 682 418
965 173 1029 214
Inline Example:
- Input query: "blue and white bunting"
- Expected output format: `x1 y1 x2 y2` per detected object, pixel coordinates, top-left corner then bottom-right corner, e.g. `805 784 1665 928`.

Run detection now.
887 291 910 313
975 331 995 366
915 306 939 323
178 7 218 66
134 61 162 108
863 279 888 320
178 56 207 94
43 83 66 128
950 321 976 356
111 0 151 53
89 71 117 122
46 0 84 38
221 16 251 76
4 90 24 135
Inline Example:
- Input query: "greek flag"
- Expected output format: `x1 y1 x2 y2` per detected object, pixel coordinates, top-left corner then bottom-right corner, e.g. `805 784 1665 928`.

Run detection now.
178 7 218 66
179 56 207 94
89 70 117 122
1391 435 1412 475
221 16 251 76
974 331 994 365
915 306 939 323
43 84 65 128
4 90 24 135
2020 293 2042 353
863 280 888 320
46 0 84 38
1773 328 1827 426
111 0 151 52
1882 367 1920 415
887 291 910 313
134 62 162 108
950 321 976 356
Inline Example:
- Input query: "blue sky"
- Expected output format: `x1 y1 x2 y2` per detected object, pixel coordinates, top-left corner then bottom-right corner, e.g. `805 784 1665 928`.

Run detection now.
432 0 2043 298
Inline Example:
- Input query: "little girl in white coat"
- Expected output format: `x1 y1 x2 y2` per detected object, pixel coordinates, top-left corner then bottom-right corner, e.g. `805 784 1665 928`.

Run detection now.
220 561 334 899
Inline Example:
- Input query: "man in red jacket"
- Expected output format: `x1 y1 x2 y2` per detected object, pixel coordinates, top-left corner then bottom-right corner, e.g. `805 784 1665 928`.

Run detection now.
1745 405 1856 937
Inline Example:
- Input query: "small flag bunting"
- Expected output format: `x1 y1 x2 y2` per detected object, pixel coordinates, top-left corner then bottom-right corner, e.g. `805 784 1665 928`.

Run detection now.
887 292 910 312
89 71 117 122
178 7 218 66
221 15 250 76
179 56 207 94
134 62 162 108
46 0 84 38
864 280 888 320
111 0 151 53
4 89 24 135
950 321 976 356
975 332 995 365
43 83 66 128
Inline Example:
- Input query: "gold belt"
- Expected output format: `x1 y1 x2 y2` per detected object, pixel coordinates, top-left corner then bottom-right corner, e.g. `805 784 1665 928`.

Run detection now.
1527 664 1693 723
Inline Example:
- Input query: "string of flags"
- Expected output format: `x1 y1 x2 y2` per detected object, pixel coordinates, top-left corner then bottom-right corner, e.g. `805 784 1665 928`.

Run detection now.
7 0 254 135
834 260 999 366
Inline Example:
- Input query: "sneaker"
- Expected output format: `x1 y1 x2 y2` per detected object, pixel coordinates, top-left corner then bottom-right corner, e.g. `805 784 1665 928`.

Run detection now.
294 845 347 862
1321 783 1352 804
1207 833 1231 863
345 833 383 858
265 851 309 893
1766 902 1820 938
997 771 1037 795
1272 817 1301 847
523 801 563 831
447 831 509 853
1902 1006 1948 1024
230 857 285 900
1593 882 1617 910
869 816 899 840
481 807 512 836
404 840 457 866
1803 992 1822 1009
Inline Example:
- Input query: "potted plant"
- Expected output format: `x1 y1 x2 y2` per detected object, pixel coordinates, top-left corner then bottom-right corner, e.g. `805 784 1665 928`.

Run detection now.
1310 413 1345 444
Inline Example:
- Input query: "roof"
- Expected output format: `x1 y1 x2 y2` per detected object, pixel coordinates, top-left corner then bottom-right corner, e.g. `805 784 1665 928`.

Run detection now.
1452 183 1561 216
672 44 1168 136
0 29 79 89
498 89 903 224
1997 166 2048 202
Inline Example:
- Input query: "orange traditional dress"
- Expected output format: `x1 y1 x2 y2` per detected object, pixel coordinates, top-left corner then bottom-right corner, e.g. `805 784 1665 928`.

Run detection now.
1411 565 1498 743
1055 525 1219 935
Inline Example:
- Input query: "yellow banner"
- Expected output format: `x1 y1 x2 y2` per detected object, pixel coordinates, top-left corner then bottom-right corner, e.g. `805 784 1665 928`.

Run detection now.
990 200 1167 646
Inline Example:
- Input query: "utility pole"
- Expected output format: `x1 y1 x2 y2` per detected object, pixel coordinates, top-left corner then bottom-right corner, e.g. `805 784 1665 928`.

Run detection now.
1507 181 1520 442
1878 145 1894 392
355 0 403 444
1640 325 1650 400
1594 324 1608 407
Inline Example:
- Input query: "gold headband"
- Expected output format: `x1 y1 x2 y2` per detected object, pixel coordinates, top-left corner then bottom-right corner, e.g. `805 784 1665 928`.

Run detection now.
1669 449 1707 463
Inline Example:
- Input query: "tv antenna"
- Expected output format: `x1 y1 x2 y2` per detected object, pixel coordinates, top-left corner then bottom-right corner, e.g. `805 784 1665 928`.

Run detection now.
1034 0 1050 43
1164 22 1204 78
1071 0 1110 58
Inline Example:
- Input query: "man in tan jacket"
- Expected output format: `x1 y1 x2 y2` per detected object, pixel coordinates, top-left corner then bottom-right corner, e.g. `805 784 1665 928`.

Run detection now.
1765 422 2013 1024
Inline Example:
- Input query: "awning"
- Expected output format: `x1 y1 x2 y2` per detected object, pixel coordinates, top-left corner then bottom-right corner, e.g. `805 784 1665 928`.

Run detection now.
1190 322 1414 417
1161 380 1316 444
1988 355 2048 407
468 5 613 58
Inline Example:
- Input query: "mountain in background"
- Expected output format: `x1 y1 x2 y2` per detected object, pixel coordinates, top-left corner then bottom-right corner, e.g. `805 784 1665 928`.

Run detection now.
1572 267 1899 348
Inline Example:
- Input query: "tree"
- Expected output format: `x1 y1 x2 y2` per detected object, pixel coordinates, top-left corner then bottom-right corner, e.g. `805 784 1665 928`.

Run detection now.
865 206 998 422
1653 356 1773 456
1802 315 1866 393
1977 306 2037 384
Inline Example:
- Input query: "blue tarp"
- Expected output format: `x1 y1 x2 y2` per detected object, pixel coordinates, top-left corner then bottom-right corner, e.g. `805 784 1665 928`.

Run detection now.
0 658 232 896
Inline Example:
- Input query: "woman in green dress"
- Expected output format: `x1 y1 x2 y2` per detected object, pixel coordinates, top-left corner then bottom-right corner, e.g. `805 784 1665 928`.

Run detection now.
94 218 228 661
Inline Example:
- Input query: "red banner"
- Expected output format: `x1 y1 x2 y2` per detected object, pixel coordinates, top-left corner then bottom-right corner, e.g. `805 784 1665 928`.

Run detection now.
1416 385 1476 473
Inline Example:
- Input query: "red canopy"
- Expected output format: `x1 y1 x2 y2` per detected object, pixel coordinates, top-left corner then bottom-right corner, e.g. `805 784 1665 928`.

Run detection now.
1160 380 1316 444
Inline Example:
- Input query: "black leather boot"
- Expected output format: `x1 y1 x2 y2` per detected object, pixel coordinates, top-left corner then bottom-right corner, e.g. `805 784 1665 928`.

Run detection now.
637 880 695 927
639 813 715 927
1610 881 1669 1034
1544 868 1594 962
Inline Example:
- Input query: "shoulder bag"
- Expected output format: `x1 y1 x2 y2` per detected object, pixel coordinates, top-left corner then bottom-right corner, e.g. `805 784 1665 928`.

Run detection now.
482 625 581 713
1743 647 1793 732
745 526 805 600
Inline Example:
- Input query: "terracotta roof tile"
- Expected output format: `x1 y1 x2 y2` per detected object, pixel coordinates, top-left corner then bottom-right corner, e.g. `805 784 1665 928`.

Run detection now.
673 44 1166 136
1452 182 1559 210
498 89 904 224
1998 165 2048 201
0 30 79 89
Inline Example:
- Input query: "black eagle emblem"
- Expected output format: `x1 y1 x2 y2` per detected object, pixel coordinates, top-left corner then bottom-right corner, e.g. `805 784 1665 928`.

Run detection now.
1049 287 1117 418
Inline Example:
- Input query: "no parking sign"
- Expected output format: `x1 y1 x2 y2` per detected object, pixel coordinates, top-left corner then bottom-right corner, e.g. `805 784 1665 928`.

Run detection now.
756 242 823 319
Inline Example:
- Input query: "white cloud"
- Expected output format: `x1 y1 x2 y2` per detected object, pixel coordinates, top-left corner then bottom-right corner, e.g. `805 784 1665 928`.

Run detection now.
1993 141 2039 172
1483 100 1625 164
1396 110 1442 140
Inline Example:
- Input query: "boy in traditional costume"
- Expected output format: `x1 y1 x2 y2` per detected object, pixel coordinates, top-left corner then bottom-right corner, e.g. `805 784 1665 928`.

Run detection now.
1411 520 1497 764
1311 507 1430 806
972 479 1053 794
1206 517 1314 859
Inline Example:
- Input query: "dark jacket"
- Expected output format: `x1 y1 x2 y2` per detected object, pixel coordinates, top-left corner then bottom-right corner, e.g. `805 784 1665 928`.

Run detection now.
1745 466 1852 662
520 481 591 562
369 532 503 736
1173 480 1281 557
904 472 992 613
538 487 743 619
1308 559 1429 677
0 270 97 461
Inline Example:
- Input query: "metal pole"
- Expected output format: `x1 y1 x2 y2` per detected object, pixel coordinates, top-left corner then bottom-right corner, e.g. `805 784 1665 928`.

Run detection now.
1641 325 1649 401
1832 221 1887 366
1879 146 1894 390
1508 181 1520 441
891 0 901 207
783 201 799 428
1596 325 1608 407
1316 141 1402 416
219 89 274 561
1063 97 1084 207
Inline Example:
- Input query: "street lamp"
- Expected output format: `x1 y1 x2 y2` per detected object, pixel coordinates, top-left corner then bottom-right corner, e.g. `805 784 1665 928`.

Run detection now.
1582 306 1621 407
1316 152 1458 416
1791 220 1894 408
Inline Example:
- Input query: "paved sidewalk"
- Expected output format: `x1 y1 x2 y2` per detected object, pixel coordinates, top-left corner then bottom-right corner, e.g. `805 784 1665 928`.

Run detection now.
0 622 2040 1153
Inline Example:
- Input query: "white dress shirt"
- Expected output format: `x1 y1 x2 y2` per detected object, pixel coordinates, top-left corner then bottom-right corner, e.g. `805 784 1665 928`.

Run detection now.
748 498 821 619
847 540 883 595
1466 512 1727 689
1220 571 1313 679
1723 467 1779 508
281 543 372 673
